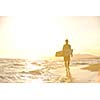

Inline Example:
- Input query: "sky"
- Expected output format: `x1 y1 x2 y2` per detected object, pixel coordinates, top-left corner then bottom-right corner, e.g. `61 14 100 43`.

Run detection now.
0 16 100 58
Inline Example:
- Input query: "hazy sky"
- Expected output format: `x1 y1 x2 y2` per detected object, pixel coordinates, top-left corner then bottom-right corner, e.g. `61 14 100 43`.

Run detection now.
0 16 100 58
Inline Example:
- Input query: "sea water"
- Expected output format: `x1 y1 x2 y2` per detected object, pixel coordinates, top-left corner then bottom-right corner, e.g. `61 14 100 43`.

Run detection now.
0 57 100 83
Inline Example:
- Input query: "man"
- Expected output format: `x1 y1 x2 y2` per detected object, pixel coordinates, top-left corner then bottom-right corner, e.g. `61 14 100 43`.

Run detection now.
63 39 73 74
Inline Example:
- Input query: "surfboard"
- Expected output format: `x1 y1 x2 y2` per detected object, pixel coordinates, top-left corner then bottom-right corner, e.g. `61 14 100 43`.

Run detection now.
55 51 63 57
55 49 73 57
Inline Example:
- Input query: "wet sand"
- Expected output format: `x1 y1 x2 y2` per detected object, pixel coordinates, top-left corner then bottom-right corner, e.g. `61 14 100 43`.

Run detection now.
29 63 100 83
81 63 100 82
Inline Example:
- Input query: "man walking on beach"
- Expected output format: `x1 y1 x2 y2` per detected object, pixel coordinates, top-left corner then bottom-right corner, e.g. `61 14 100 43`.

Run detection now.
63 39 73 76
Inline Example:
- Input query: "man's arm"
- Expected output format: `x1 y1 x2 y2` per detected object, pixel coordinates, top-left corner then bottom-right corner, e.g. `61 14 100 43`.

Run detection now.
71 49 73 57
70 45 73 57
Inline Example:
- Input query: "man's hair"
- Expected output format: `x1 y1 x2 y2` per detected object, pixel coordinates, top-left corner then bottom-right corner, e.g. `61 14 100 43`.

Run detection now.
65 40 68 43
65 39 68 43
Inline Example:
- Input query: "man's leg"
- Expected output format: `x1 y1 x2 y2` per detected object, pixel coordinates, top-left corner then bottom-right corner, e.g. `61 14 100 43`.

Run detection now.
65 60 71 78
65 61 71 78
64 57 70 77
68 60 70 71
65 61 70 74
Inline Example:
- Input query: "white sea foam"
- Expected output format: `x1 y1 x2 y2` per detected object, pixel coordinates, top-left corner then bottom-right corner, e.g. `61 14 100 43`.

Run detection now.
0 58 100 83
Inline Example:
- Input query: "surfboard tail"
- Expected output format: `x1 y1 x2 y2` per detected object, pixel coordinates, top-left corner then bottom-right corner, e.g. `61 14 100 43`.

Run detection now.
55 51 63 57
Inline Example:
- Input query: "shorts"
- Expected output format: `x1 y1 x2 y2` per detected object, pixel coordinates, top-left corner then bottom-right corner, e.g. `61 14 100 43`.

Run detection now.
64 56 70 61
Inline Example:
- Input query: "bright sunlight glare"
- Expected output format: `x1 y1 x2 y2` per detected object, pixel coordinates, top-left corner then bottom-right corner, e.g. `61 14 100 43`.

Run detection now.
0 16 100 58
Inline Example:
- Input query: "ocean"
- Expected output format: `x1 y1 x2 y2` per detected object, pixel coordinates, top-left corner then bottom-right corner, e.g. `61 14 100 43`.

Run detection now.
0 57 100 83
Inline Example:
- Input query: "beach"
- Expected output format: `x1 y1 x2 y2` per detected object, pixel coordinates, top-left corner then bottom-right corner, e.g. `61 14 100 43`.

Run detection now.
0 57 100 83
37 61 99 83
26 57 100 83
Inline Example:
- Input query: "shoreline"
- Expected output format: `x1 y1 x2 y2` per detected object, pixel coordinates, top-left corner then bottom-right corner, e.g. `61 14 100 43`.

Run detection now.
40 63 100 83
27 62 100 83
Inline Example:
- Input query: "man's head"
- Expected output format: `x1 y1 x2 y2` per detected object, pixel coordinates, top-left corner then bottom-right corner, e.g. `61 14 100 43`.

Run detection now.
65 39 68 44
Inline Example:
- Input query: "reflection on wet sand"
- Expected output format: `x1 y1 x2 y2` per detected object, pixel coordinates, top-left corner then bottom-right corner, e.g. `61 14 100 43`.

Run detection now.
54 71 73 83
